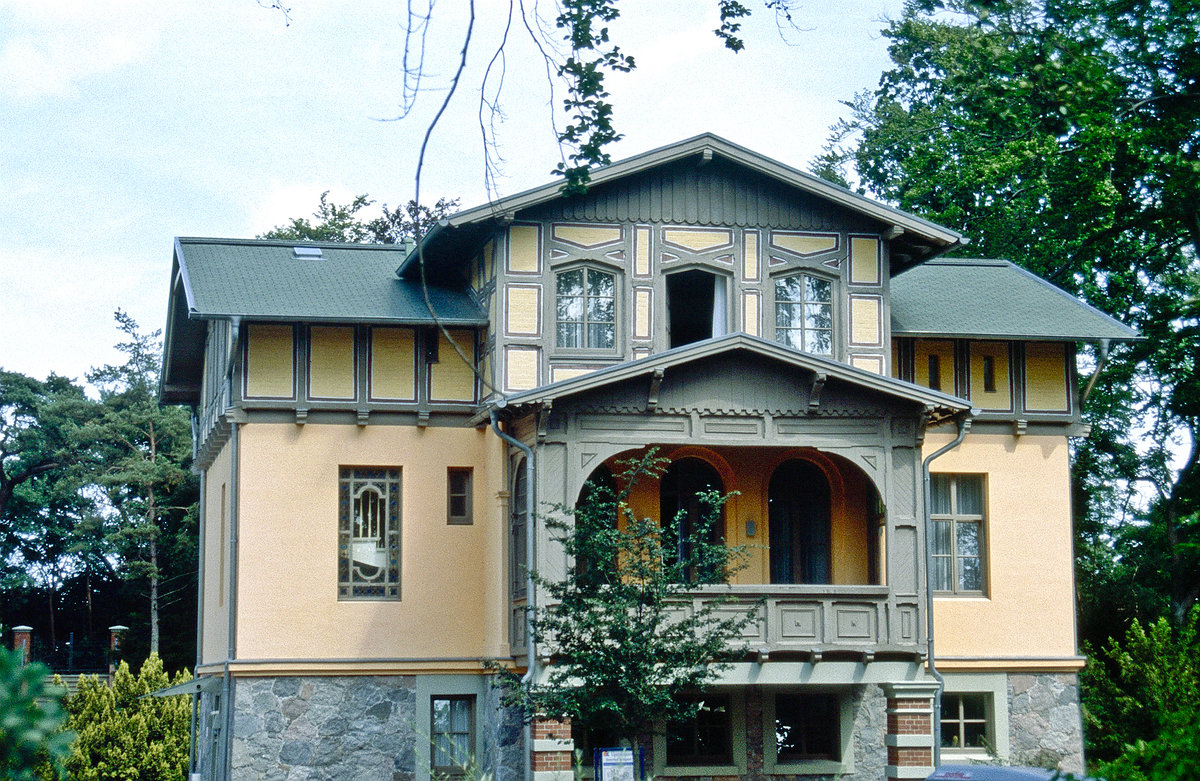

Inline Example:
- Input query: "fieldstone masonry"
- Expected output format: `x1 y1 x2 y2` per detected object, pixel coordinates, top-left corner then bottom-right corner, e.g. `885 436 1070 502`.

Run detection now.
231 675 417 781
1008 672 1085 774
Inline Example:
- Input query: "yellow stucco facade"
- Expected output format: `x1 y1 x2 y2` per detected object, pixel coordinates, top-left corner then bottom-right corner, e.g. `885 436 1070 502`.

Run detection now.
925 431 1080 668
223 423 508 663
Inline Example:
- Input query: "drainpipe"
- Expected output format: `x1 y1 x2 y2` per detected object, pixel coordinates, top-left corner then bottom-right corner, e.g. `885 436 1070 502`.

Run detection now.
223 317 241 781
1079 339 1110 408
921 408 975 769
490 404 536 781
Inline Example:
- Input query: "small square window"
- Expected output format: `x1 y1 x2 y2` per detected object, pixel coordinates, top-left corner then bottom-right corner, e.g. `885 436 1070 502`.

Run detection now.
448 467 473 525
432 695 475 774
941 693 991 751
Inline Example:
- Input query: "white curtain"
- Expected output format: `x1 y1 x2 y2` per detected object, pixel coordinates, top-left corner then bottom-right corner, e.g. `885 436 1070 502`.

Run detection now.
711 276 727 337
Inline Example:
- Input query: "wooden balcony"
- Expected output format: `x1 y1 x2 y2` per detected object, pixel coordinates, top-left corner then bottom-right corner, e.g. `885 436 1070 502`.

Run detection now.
668 584 923 658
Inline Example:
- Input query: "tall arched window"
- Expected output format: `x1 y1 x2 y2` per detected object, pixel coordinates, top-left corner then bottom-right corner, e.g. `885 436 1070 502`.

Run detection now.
769 460 831 584
510 457 528 599
660 458 725 582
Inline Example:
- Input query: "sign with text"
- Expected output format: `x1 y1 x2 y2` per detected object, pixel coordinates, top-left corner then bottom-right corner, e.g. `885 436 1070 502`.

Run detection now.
597 747 635 781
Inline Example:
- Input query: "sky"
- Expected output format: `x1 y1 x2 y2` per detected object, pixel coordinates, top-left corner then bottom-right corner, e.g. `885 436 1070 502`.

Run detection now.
0 0 905 385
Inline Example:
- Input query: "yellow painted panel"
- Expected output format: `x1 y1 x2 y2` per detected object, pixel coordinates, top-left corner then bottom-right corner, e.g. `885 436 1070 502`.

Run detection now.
742 291 760 336
552 223 622 247
632 348 652 360
634 287 652 339
505 285 541 336
370 327 416 401
245 324 294 398
851 355 884 374
200 439 232 665
770 232 838 256
1024 342 1069 412
925 433 1077 659
308 326 355 400
234 424 508 660
551 366 597 383
914 339 955 393
506 347 539 391
507 225 540 273
969 341 1012 410
742 231 759 280
662 227 733 252
891 340 901 379
635 226 651 276
849 296 882 346
850 236 881 285
430 329 476 402
483 240 495 282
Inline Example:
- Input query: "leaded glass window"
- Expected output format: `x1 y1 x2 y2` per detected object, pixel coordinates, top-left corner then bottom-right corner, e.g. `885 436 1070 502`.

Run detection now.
930 474 986 594
338 467 401 599
775 274 833 355
556 267 616 349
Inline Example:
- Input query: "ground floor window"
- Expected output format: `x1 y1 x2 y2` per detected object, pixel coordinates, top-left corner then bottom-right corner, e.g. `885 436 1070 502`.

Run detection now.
431 695 475 774
773 692 840 762
666 694 733 767
941 693 990 751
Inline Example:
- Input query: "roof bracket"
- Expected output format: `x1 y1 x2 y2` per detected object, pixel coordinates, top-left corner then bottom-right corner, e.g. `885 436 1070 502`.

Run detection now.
883 225 905 241
1013 419 1027 437
807 372 827 414
295 407 308 425
417 409 430 428
537 400 553 443
357 409 370 427
647 367 665 412
698 148 713 166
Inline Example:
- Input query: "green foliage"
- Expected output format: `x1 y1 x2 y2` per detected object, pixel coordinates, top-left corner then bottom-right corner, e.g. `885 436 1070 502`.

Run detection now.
1091 709 1200 781
53 655 191 781
492 453 755 750
1081 609 1200 764
0 648 71 781
258 192 460 245
822 0 1200 636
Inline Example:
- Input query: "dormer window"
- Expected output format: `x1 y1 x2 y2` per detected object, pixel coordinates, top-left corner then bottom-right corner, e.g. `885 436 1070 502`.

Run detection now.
775 274 833 356
556 267 615 349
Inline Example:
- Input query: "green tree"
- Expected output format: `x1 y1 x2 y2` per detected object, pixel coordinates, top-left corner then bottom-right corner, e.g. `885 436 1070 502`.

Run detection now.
258 192 460 245
0 372 101 647
1080 610 1199 763
820 0 1200 635
0 647 71 781
54 655 192 781
84 312 196 656
492 454 755 757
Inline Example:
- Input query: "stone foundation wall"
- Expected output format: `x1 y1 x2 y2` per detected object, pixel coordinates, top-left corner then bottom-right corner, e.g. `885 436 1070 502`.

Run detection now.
1008 672 1084 774
482 682 526 781
231 675 417 781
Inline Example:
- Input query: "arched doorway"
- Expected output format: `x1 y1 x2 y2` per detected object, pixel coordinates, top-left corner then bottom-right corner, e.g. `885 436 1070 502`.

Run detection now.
660 458 725 581
769 459 832 584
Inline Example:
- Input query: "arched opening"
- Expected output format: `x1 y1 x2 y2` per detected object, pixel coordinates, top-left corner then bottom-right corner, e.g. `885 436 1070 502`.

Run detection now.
573 465 617 587
769 459 832 584
660 457 725 581
510 457 528 599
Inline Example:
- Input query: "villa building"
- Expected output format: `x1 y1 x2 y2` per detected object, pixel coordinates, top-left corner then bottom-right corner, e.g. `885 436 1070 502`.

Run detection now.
160 134 1134 780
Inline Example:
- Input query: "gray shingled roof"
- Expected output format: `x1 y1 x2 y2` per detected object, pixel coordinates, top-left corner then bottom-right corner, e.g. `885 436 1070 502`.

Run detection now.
176 238 486 324
890 258 1138 341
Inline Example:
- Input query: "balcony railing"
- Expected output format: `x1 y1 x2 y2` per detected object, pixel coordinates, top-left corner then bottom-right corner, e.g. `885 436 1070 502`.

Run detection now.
667 584 922 657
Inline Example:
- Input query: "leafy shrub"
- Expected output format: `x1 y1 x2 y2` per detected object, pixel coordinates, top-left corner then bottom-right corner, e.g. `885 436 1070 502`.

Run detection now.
0 647 72 781
53 655 191 781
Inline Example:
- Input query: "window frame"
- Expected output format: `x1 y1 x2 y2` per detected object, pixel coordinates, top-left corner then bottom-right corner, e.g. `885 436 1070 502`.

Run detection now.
772 271 837 357
337 467 402 600
930 473 987 596
940 693 993 756
447 467 473 525
762 690 854 776
655 691 746 777
430 694 476 776
553 264 620 354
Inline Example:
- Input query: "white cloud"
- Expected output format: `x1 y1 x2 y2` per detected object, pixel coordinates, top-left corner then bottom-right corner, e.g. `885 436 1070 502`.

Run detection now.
0 0 170 98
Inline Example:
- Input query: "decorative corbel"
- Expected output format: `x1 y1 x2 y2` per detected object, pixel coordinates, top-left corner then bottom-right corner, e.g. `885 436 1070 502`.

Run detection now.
537 400 553 443
699 148 713 166
883 225 905 241
357 409 370 427
417 409 430 428
648 367 665 412
1013 419 1027 437
916 404 936 445
295 407 308 425
807 372 827 414
756 648 770 665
